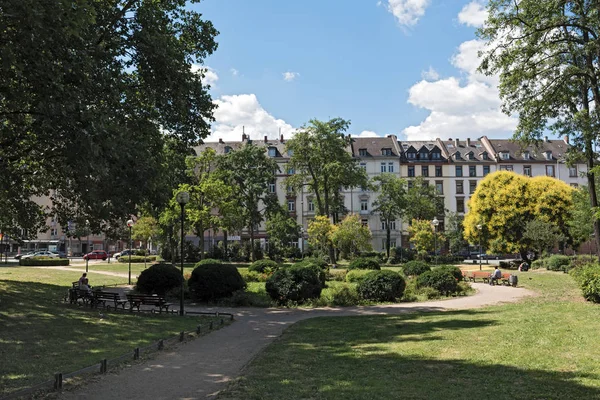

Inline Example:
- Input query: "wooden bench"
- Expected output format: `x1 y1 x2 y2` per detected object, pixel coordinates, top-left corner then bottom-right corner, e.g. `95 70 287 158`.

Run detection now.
68 287 93 305
92 291 127 310
467 271 491 283
489 273 512 286
126 294 172 313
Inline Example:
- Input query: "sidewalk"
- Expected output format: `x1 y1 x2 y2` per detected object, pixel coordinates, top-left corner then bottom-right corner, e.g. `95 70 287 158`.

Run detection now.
58 284 533 400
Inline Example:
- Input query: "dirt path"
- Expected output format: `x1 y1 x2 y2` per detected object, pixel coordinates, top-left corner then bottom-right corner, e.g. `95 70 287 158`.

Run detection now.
58 284 533 400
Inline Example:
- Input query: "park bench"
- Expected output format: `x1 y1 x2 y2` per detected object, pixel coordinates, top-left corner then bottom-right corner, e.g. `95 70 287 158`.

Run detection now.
92 291 127 310
488 273 512 286
126 294 172 313
467 271 491 283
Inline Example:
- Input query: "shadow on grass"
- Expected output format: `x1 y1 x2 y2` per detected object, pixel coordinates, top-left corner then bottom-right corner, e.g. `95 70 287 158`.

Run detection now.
222 313 600 400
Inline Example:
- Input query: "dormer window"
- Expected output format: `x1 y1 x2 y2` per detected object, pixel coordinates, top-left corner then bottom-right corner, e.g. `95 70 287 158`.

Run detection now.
419 151 429 160
359 148 368 156
268 147 277 157
482 152 489 160
407 152 416 159
432 152 441 160
500 152 510 160
382 148 393 156
545 151 552 160
467 152 475 160
523 151 530 160
224 146 232 154
454 152 461 160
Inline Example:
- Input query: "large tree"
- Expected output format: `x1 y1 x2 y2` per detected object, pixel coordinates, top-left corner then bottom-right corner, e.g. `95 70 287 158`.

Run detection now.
330 214 373 260
405 177 444 222
0 0 218 239
479 0 600 256
371 173 407 258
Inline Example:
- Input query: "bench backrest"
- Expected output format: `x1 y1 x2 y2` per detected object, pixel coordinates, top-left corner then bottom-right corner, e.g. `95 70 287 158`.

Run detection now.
127 294 165 302
94 291 120 299
501 273 511 279
472 271 491 278
72 281 79 288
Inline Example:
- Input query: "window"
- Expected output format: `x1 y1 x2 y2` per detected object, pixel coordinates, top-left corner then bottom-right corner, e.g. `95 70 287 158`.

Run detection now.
569 166 578 177
268 182 276 193
546 165 555 177
287 200 295 212
432 152 441 160
523 152 530 160
360 162 367 171
287 166 295 175
381 221 397 230
381 162 387 173
469 166 476 177
361 219 368 227
456 180 464 194
268 147 277 157
408 166 415 177
501 152 510 160
419 151 429 160
359 148 368 156
469 180 477 194
287 149 294 156
388 162 394 173
483 165 490 176
382 148 392 156
455 166 463 177
361 201 368 211
435 166 442 177
224 146 232 154
482 152 489 160
456 197 465 213
435 181 443 195
407 152 416 159
468 153 475 160
51 228 58 236
308 200 315 212
407 180 414 189
499 165 513 171
421 166 429 177
286 185 294 193
545 151 552 160
523 165 532 177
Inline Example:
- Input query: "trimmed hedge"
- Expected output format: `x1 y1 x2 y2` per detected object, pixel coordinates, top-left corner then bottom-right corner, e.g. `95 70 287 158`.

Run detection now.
345 269 373 283
347 258 381 271
19 257 70 266
546 255 571 272
296 257 329 270
570 263 600 303
136 263 183 295
356 270 406 302
266 265 323 304
118 255 157 263
435 265 463 281
188 260 246 301
417 269 458 295
402 261 431 276
248 259 279 274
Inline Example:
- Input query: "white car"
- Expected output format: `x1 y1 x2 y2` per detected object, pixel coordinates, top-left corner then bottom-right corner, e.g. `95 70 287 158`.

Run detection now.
21 251 60 259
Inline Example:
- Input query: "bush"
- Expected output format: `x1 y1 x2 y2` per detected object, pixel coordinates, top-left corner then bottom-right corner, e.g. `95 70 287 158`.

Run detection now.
347 258 381 271
573 263 600 303
248 259 279 274
546 255 571 271
356 270 406 302
531 259 546 270
136 263 183 295
417 269 459 295
328 285 361 306
345 269 373 283
238 269 267 283
389 247 416 264
265 265 323 304
194 258 223 267
19 257 69 266
296 257 329 270
402 260 431 276
188 261 246 301
118 255 157 263
327 269 347 282
436 265 463 281
360 251 387 263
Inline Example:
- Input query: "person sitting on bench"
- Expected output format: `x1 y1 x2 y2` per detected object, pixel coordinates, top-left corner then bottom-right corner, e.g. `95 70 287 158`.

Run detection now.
78 273 92 293
489 267 502 285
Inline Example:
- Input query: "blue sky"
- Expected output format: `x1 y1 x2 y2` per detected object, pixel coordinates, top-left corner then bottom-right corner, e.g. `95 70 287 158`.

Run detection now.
191 1 515 142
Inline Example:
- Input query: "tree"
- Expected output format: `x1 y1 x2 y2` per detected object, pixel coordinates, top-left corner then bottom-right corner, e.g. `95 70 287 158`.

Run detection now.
330 214 373 260
479 0 600 257
307 216 335 257
405 177 444 222
523 219 566 259
446 212 468 255
132 216 159 250
0 0 218 238
569 187 595 249
409 219 445 258
464 171 573 261
371 173 407 259
220 143 279 261
266 205 301 261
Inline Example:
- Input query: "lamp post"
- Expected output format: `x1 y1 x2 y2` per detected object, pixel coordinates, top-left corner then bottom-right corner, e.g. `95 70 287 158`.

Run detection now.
432 217 439 264
299 227 304 255
176 191 190 316
477 224 483 271
127 219 134 285
85 220 90 273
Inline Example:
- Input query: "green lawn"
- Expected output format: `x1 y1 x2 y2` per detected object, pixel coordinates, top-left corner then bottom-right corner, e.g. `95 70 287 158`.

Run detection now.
0 266 222 397
219 271 600 399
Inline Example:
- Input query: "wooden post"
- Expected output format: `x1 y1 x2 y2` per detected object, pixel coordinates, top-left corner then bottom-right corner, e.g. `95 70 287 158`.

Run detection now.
134 347 140 360
196 325 201 334
54 373 63 389
101 359 108 373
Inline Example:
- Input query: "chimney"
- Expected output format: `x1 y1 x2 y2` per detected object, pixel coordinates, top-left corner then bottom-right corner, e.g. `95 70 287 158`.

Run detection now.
264 135 268 143
218 138 224 144
280 134 284 143
242 133 247 141
564 135 570 145
544 136 549 142
454 138 459 147
466 138 471 147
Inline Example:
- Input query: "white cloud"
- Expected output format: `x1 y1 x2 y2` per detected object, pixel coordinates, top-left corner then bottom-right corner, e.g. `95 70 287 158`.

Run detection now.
353 130 381 138
385 0 430 27
191 64 219 86
458 1 487 28
230 68 239 76
282 71 299 82
421 66 440 81
209 94 296 142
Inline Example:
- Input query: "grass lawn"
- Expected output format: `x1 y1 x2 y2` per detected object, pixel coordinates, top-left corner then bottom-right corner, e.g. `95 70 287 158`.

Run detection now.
219 270 600 400
0 266 221 397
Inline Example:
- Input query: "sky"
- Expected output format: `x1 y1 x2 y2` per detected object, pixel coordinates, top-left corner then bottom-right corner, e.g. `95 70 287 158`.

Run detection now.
190 0 516 142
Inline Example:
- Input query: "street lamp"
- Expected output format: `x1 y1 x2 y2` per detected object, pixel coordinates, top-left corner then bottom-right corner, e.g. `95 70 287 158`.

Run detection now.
176 191 190 316
477 224 483 271
432 217 439 264
299 227 304 255
127 219 134 285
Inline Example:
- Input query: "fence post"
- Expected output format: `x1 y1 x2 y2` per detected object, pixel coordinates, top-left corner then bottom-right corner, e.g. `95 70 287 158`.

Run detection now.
54 373 63 389
179 331 184 342
134 347 140 360
196 325 201 334
101 359 108 374
158 339 164 350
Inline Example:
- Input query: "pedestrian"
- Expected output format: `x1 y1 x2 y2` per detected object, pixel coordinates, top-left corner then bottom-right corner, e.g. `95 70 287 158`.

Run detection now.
489 266 502 285
78 272 92 293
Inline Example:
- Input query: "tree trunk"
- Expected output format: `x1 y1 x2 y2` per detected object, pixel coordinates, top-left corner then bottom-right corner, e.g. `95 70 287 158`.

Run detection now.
223 230 229 260
249 225 255 262
386 222 391 259
198 221 205 260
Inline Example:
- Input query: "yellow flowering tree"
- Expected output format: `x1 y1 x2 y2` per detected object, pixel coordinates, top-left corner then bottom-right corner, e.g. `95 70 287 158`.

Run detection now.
307 215 335 256
409 219 445 258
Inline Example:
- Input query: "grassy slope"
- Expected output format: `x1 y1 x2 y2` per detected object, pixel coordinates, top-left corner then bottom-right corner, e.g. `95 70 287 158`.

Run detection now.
219 271 600 400
0 267 216 396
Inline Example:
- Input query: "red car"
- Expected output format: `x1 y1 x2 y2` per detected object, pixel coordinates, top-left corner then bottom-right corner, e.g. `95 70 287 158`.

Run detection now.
83 250 108 260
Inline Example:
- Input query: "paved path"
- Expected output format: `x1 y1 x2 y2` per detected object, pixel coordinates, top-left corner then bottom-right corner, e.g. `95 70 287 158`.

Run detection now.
44 266 130 278
59 284 533 400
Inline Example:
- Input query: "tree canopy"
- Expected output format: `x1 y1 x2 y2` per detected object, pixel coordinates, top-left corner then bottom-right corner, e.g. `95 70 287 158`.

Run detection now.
371 173 407 258
405 177 444 222
330 214 373 260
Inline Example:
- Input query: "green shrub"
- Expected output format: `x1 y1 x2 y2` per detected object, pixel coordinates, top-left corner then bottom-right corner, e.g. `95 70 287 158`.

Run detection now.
248 259 279 274
546 255 571 271
118 255 157 263
265 265 323 304
19 257 70 266
194 258 223 267
347 257 381 271
239 269 267 283
188 261 246 301
435 265 463 281
571 255 597 270
292 261 326 286
531 259 546 270
356 270 406 302
418 286 442 299
327 269 347 282
576 263 600 303
417 269 459 295
328 285 361 306
136 263 183 295
295 257 329 270
345 269 373 283
402 260 431 276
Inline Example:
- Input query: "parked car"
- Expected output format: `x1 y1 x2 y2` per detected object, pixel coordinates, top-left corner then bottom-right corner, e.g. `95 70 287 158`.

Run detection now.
113 249 135 260
15 252 34 260
21 251 60 259
52 251 67 258
477 253 500 260
83 250 108 260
